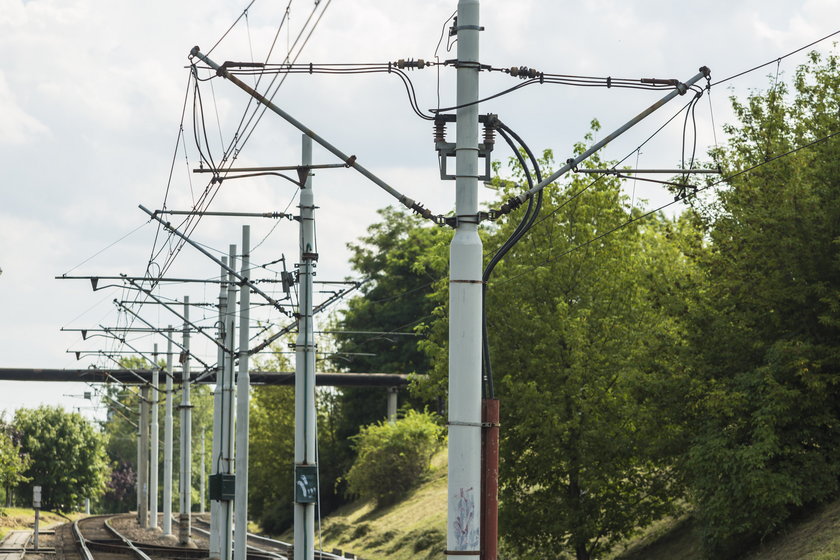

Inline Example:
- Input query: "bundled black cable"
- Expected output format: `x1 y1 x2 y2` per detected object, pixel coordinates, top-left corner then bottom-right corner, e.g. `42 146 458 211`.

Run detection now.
481 121 543 399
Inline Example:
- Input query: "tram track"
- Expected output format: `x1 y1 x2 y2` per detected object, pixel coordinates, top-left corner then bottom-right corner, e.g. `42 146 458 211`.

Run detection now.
62 514 346 560
189 517 345 560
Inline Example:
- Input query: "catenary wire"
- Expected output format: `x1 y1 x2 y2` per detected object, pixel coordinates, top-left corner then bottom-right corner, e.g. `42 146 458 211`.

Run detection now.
712 28 840 86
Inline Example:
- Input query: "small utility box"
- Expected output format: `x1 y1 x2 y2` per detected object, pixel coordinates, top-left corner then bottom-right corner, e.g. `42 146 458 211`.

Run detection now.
294 465 318 504
209 473 235 501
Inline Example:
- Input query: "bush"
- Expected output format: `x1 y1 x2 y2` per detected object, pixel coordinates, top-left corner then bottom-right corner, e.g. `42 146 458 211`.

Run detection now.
345 410 443 506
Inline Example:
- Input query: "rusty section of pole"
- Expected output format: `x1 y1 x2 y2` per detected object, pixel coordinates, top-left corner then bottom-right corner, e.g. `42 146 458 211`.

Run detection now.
481 399 500 560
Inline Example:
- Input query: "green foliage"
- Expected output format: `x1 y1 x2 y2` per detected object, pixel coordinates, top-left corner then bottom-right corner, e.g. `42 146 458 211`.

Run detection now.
247 344 345 533
327 207 450 512
13 406 108 512
681 52 840 557
248 384 295 533
419 129 697 560
345 410 444 506
97 354 215 514
0 419 31 495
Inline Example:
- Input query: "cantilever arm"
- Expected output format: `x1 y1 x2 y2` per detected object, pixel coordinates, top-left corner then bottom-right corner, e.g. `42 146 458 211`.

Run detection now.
189 47 435 221
498 67 711 212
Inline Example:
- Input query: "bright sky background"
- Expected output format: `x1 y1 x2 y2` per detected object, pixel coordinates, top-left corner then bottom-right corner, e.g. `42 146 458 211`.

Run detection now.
1 0 838 421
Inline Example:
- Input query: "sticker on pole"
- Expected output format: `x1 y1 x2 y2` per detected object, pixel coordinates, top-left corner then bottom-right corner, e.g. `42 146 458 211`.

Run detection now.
294 465 318 504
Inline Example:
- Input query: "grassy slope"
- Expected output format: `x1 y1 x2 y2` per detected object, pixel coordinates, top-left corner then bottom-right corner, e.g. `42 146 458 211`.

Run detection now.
614 499 840 560
281 451 447 560
272 450 840 560
0 508 76 540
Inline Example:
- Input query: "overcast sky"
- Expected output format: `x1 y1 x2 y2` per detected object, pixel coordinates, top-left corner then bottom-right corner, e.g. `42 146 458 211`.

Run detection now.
1 0 838 421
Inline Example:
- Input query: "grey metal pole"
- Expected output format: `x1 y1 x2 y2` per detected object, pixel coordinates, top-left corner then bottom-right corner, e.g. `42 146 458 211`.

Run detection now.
234 226 251 560
387 387 398 424
210 259 228 560
221 244 238 560
150 343 160 530
179 297 193 546
136 419 142 522
200 429 206 514
139 384 150 528
294 135 317 560
448 1 483 557
163 327 174 536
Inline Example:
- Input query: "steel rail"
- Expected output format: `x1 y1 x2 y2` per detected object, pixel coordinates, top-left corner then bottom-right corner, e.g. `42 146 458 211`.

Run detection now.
102 519 153 560
71 519 99 560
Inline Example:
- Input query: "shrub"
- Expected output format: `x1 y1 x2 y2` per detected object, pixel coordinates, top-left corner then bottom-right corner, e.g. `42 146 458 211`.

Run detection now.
345 410 443 506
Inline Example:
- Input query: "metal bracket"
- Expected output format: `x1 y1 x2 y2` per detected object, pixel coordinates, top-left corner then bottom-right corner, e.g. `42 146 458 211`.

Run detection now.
450 24 484 35
435 114 496 182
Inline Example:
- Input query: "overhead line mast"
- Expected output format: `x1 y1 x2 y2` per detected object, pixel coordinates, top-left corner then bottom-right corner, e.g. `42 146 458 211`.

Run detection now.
448 1 482 557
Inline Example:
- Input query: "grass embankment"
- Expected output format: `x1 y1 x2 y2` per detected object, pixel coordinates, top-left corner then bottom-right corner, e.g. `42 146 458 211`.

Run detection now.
279 451 447 560
0 508 78 540
265 448 840 560
614 499 840 560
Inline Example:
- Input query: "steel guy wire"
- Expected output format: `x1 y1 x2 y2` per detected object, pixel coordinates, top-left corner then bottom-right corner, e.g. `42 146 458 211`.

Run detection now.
712 28 840 86
206 0 258 56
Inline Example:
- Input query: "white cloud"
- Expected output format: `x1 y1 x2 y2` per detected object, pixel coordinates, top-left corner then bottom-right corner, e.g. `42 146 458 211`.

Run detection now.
0 71 49 144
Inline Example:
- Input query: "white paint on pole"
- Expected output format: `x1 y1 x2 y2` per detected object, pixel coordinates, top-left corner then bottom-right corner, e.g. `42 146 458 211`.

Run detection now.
294 134 317 560
163 327 174 536
448 0 483 557
234 226 251 560
150 343 159 530
179 297 193 546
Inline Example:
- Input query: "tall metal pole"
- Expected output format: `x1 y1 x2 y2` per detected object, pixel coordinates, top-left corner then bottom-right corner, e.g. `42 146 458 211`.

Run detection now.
163 327 174 536
139 385 150 528
136 413 142 521
179 297 193 546
222 244 238 560
294 134 317 560
448 0 482 557
210 260 228 560
200 429 206 514
150 343 160 530
234 226 251 560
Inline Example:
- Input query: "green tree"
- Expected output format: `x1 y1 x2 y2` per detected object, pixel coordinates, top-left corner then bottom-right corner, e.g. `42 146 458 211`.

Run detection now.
97 355 215 513
421 132 696 560
681 52 840 557
0 418 31 507
14 406 109 511
247 364 344 533
248 384 295 533
345 409 444 506
330 207 450 491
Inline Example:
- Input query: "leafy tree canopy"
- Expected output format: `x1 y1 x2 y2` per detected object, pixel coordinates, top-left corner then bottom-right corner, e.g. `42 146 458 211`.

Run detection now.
681 51 840 557
14 406 109 512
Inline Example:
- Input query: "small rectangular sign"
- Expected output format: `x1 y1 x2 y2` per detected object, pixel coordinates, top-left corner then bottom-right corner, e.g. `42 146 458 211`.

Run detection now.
294 465 318 504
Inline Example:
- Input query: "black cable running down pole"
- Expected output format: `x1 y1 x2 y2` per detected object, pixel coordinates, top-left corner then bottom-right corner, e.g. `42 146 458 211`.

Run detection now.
481 122 544 399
